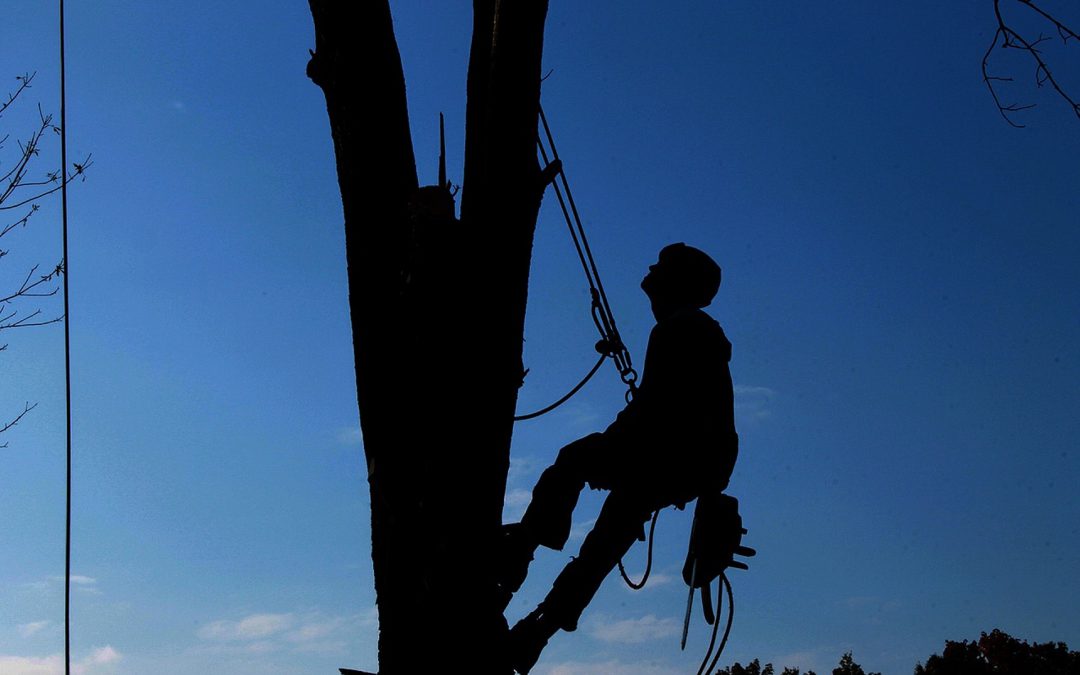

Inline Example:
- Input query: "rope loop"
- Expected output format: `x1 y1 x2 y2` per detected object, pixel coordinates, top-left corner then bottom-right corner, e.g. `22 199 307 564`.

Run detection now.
513 355 606 422
617 509 660 590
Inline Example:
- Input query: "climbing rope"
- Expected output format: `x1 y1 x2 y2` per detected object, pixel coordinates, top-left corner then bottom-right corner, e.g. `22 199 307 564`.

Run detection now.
695 573 735 675
513 354 605 422
537 105 637 395
512 105 637 423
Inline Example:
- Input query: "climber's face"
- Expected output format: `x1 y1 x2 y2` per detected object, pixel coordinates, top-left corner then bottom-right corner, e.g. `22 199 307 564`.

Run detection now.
641 254 674 302
641 262 659 298
642 243 720 317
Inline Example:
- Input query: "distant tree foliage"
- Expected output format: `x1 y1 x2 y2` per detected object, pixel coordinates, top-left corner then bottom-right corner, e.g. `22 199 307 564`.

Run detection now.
915 629 1080 675
834 652 881 675
714 659 775 675
716 652 876 675
721 631 1078 675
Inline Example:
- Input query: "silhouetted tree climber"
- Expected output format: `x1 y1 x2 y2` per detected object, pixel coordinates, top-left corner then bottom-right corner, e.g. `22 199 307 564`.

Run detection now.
499 243 740 674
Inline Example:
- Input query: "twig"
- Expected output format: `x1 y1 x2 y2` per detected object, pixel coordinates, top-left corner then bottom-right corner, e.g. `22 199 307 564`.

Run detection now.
0 73 35 118
0 401 37 447
983 0 1080 126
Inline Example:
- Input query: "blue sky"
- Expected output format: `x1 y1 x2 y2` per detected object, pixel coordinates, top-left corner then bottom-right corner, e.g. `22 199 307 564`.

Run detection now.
2 2 1078 674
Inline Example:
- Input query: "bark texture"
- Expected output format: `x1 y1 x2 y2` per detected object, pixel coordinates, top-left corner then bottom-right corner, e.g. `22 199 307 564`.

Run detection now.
308 2 549 672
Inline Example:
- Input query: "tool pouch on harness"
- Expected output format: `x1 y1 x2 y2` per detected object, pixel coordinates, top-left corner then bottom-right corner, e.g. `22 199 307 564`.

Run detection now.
682 493 755 624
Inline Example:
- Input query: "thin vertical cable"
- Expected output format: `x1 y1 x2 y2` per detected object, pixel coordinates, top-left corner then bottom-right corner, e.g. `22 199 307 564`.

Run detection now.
58 1 73 674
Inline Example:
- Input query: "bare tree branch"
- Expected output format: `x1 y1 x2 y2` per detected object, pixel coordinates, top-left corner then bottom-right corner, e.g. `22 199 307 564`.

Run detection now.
0 73 35 118
1 71 89 446
0 402 37 448
0 204 39 240
984 0 1080 127
0 262 63 304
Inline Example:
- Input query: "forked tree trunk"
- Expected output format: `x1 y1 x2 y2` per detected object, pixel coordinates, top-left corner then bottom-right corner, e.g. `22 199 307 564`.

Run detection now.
308 2 549 672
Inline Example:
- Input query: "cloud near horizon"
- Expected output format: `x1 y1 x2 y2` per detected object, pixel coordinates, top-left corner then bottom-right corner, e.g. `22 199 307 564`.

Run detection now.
17 621 50 638
588 613 680 644
733 384 775 422
196 609 376 657
21 576 101 597
336 425 362 446
197 613 295 641
538 659 681 675
503 488 533 521
0 645 121 675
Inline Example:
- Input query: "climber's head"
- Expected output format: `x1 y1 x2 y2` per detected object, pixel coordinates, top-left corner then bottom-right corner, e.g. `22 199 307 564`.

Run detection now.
641 243 721 317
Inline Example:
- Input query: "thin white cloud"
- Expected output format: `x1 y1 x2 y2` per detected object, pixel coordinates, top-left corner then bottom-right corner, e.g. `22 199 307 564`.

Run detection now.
337 425 362 446
769 649 828 675
196 610 375 657
558 401 602 429
285 615 346 643
0 654 58 675
839 595 879 610
538 659 681 675
503 488 533 521
508 455 536 485
356 606 379 628
0 645 121 675
569 518 596 542
837 595 903 613
82 647 121 667
68 576 102 595
734 384 775 422
198 613 294 641
18 621 49 638
505 455 539 521
243 641 277 655
505 488 533 508
588 614 680 644
23 576 101 596
620 571 675 591
733 385 775 397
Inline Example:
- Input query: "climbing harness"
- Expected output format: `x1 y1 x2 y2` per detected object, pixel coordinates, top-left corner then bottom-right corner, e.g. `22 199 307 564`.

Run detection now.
512 105 637 422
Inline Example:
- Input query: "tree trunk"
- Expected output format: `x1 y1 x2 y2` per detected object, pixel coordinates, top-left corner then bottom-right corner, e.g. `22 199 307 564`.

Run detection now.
308 2 549 672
